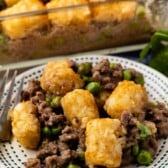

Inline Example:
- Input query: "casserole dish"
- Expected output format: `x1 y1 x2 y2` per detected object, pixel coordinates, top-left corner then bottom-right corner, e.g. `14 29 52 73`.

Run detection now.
0 0 154 65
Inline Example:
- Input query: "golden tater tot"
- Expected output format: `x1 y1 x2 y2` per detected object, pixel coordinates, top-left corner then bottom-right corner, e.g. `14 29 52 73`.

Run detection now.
89 0 137 22
40 60 84 95
85 118 122 167
0 0 48 39
46 0 91 25
104 80 148 119
10 101 40 149
61 89 99 128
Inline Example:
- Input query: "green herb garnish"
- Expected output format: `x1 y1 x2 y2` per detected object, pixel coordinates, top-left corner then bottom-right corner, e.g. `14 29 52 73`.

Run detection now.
140 30 168 76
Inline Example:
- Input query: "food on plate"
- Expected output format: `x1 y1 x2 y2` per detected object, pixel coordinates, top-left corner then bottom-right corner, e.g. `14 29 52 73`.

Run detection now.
61 89 99 128
0 0 153 64
0 0 48 39
85 118 123 167
8 58 168 168
104 80 148 119
10 101 40 149
46 0 91 25
40 60 84 95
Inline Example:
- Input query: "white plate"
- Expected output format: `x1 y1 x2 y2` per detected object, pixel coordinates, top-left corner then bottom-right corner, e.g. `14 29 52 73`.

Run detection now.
0 55 168 168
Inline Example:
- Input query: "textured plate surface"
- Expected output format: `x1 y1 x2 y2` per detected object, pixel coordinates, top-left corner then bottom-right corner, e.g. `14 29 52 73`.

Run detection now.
0 55 168 168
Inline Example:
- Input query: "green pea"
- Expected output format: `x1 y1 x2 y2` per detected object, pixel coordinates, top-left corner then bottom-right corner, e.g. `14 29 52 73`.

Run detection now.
42 126 51 138
77 148 85 160
132 144 139 156
67 163 81 168
45 95 52 104
0 34 7 44
82 76 92 83
110 63 116 68
86 82 101 95
54 37 65 46
123 70 132 80
136 5 145 19
137 150 153 165
50 96 61 108
78 62 92 76
138 123 152 140
51 125 62 136
134 74 145 86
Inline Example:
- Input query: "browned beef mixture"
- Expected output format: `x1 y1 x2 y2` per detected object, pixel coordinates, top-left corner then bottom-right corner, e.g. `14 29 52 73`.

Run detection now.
92 59 123 91
25 126 85 168
22 59 168 168
0 19 153 65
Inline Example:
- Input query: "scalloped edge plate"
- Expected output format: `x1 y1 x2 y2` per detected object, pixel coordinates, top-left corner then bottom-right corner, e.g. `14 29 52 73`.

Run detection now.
0 55 167 168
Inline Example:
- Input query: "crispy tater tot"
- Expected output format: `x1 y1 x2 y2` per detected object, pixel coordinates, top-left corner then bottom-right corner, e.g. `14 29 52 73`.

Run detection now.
0 0 48 39
104 80 148 119
89 0 137 22
40 60 84 95
46 0 91 25
61 89 99 128
10 101 40 149
85 118 123 167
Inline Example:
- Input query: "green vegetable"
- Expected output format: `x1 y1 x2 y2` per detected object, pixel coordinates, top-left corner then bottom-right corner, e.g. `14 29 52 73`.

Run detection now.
78 62 92 76
0 34 7 44
138 123 152 140
110 63 116 68
79 35 88 44
42 126 51 138
149 46 168 76
86 82 101 95
132 144 139 156
151 31 168 48
136 5 146 19
50 96 61 108
137 150 153 165
77 148 85 160
51 125 62 136
140 30 168 76
123 70 132 80
139 44 152 61
67 163 81 168
45 95 52 104
129 21 139 30
54 37 65 46
134 73 145 86
82 76 92 83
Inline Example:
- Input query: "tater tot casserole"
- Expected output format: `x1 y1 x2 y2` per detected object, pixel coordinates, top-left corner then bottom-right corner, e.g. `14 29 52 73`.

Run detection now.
9 58 168 168
0 0 153 64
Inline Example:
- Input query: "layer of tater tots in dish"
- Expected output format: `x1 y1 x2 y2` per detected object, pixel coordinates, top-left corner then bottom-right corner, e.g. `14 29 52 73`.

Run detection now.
10 59 168 168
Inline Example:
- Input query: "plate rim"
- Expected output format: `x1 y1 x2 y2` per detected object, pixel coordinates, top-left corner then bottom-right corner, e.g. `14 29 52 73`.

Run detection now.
14 55 168 82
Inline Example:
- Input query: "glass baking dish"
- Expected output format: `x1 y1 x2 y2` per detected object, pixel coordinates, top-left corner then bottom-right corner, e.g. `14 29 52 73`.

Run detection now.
0 0 154 65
